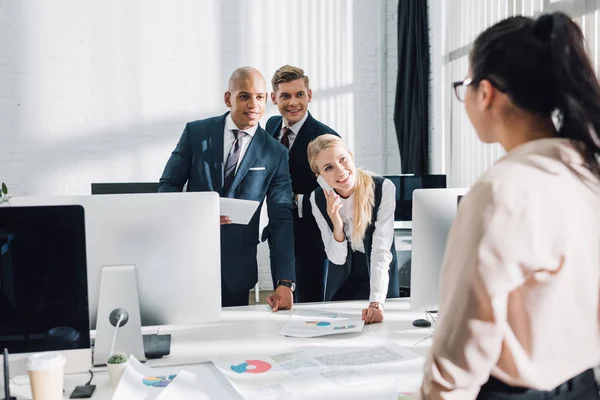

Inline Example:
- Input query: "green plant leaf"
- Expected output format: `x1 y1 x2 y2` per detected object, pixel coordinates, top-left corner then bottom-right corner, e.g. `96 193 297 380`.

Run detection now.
1 183 6 195
107 352 128 364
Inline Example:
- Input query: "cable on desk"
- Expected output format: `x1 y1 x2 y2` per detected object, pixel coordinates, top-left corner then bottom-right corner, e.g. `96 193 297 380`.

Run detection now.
413 333 434 346
85 369 94 386
425 311 438 325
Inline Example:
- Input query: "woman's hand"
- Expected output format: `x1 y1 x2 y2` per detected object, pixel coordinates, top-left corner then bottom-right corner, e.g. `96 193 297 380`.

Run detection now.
362 303 384 324
324 189 345 242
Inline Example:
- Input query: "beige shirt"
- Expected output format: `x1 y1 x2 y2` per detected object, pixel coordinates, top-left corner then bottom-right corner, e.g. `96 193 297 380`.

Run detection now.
419 138 600 399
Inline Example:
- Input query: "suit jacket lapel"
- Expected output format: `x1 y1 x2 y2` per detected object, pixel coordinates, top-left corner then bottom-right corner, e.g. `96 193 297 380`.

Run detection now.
290 112 314 154
225 127 267 197
274 119 283 139
208 114 227 195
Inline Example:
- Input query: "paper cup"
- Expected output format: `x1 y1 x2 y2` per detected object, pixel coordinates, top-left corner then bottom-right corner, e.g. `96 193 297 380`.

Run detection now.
27 352 66 400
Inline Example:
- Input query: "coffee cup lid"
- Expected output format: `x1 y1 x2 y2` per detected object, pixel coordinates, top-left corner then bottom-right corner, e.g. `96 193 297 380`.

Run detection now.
27 352 66 371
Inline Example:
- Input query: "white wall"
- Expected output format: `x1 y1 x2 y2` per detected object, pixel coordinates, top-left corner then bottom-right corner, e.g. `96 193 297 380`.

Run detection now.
0 0 400 290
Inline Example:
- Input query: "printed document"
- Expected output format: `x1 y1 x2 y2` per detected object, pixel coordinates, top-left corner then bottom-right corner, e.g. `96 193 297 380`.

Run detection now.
210 342 423 400
220 198 260 225
279 309 364 338
113 356 209 400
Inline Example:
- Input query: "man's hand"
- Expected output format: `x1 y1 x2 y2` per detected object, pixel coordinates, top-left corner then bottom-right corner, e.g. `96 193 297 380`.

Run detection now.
220 215 232 225
267 285 293 312
362 304 384 324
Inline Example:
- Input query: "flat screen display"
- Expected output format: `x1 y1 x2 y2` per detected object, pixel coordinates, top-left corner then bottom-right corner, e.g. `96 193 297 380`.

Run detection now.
0 205 90 354
384 175 447 221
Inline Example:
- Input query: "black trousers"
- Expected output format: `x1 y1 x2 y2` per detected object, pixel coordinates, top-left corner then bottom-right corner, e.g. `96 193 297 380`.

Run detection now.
477 369 599 400
331 251 370 301
295 256 327 303
221 280 250 307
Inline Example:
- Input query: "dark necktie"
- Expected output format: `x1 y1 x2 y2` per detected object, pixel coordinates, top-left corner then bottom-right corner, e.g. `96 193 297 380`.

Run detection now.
280 127 292 149
223 129 246 193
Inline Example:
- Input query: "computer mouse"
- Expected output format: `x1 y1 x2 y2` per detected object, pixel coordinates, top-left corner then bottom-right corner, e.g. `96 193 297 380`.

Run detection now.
412 318 432 328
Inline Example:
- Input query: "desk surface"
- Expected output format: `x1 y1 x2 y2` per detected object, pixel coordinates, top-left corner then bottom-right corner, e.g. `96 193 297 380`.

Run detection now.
12 299 435 399
394 221 412 230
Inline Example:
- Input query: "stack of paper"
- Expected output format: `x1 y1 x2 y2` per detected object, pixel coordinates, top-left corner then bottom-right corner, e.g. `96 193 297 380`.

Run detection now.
113 356 210 400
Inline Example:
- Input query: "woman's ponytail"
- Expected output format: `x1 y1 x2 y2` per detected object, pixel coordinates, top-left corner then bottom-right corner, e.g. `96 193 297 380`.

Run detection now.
544 13 600 178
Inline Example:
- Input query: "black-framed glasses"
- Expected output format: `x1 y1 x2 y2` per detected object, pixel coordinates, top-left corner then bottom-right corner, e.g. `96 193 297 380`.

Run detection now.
452 78 473 102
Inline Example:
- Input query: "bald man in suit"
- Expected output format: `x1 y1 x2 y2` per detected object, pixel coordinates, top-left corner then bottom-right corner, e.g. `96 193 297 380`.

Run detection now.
159 67 296 309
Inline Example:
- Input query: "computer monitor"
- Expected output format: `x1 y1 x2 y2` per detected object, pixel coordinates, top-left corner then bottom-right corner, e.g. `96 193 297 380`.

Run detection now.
383 175 447 221
9 192 221 365
410 188 468 312
0 205 91 374
91 182 158 195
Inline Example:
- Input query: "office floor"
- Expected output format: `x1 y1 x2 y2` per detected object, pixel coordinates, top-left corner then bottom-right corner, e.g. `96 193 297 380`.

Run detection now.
248 290 272 305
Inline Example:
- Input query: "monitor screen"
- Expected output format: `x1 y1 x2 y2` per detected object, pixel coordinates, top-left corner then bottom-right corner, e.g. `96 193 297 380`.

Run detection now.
384 175 447 221
0 206 90 354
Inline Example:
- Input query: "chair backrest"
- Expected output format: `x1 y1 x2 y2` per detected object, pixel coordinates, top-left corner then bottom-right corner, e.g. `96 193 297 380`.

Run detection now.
91 182 158 195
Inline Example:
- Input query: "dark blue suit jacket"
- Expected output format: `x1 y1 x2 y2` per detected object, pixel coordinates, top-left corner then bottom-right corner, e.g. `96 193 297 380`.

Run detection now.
265 112 338 257
158 112 295 292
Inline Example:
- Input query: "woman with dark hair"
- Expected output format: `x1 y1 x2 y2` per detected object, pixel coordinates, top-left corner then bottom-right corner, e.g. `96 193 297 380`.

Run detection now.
419 12 600 400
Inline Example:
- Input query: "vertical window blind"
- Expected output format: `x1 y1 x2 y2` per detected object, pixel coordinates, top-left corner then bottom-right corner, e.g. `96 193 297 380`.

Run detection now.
441 0 600 188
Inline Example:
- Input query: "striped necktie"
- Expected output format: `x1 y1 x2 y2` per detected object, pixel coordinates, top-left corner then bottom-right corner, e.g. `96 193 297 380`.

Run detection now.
223 129 246 193
280 127 292 149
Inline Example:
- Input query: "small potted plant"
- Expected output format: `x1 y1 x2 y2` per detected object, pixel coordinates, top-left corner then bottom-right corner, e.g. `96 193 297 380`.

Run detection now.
107 352 128 387
0 182 8 204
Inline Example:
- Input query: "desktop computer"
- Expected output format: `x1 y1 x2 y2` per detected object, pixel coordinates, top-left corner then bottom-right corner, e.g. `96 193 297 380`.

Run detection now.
9 192 221 367
0 205 92 375
384 175 447 296
383 174 447 221
410 188 469 313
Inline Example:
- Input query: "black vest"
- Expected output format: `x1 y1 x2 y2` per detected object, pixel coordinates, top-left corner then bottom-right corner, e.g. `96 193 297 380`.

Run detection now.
314 175 400 301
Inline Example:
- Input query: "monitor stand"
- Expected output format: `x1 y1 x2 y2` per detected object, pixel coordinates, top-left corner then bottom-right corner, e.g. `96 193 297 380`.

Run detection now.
2 349 16 400
93 265 145 366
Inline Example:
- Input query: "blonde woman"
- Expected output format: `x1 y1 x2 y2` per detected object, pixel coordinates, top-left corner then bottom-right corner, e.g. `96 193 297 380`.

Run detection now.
307 134 399 324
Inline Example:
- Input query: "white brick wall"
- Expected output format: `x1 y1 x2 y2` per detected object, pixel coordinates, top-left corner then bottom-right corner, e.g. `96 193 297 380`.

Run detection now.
0 0 400 290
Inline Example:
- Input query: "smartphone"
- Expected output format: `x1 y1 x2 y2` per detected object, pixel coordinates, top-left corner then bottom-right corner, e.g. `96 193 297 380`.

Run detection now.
316 175 333 194
70 385 96 398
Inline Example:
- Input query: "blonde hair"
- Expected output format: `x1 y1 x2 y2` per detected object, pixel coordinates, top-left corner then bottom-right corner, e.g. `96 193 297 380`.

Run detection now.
271 65 310 92
307 135 375 246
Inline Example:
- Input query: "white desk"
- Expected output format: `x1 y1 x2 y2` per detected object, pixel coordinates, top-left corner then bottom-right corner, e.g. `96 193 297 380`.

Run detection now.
12 299 434 399
394 221 412 230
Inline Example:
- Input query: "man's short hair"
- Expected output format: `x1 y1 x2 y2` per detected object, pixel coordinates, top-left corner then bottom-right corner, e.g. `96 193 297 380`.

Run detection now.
271 65 310 92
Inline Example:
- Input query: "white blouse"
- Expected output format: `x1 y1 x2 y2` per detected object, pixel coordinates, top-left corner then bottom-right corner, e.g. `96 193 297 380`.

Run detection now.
419 138 600 399
310 178 396 304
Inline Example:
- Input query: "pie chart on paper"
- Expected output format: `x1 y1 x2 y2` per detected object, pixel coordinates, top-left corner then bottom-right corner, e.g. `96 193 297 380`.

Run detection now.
230 360 272 374
142 375 177 387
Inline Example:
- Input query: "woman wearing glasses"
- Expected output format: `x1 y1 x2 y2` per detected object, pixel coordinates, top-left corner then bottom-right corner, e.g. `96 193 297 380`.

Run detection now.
419 12 600 400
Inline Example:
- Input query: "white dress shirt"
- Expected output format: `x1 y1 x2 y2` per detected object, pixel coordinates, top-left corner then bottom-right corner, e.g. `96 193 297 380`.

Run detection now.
419 138 600 399
277 111 309 217
276 111 308 149
310 178 396 304
223 114 258 173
